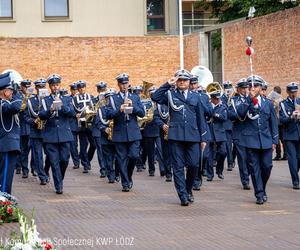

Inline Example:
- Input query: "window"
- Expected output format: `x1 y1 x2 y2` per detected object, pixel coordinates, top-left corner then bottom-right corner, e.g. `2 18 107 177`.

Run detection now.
44 0 69 18
0 0 12 18
147 0 165 32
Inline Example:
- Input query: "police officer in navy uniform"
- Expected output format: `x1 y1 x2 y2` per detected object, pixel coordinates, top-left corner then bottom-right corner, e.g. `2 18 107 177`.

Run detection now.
72 80 95 173
68 83 80 169
189 75 212 190
16 79 33 178
24 78 49 185
151 70 208 206
39 74 75 194
95 88 117 183
141 88 161 176
279 82 300 189
236 75 278 204
92 82 107 177
0 72 22 194
221 81 234 171
206 90 227 181
156 101 172 182
106 73 145 192
228 78 251 190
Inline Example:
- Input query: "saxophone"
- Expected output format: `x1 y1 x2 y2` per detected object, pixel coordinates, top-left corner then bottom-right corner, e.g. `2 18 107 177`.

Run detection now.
107 120 114 141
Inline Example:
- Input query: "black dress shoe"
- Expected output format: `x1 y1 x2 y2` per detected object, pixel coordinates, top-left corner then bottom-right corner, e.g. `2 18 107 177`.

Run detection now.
108 180 115 184
192 184 201 191
281 156 287 161
149 172 155 177
272 156 281 161
293 184 300 190
31 171 37 177
82 169 89 174
128 181 133 189
256 198 264 205
115 176 120 182
100 173 106 178
217 174 224 179
263 195 268 202
56 189 63 195
181 200 189 206
122 186 130 192
165 176 172 182
136 168 143 172
22 173 28 179
227 165 233 171
16 169 21 174
160 171 166 177
188 193 194 203
243 184 251 190
73 165 79 169
40 180 47 185
207 177 213 182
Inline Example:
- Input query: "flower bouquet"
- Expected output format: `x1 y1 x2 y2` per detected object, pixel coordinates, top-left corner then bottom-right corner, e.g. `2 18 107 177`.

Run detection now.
4 211 55 250
0 192 19 224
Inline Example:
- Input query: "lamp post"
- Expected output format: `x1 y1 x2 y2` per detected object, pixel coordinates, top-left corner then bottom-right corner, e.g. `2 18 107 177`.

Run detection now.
179 0 184 70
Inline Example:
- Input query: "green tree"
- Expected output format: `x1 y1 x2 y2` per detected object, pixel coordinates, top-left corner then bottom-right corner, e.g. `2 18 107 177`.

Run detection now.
196 0 300 23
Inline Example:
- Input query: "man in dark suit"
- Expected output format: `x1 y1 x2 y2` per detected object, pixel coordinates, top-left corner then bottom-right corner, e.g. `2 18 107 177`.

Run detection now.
207 91 228 181
0 72 22 194
106 73 145 192
151 69 208 206
24 79 49 185
279 82 300 189
39 74 75 194
72 80 95 173
228 78 251 190
16 79 33 178
236 75 278 204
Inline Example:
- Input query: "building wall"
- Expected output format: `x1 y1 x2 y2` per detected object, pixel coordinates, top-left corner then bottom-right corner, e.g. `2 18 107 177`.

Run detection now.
223 7 300 91
0 0 178 37
0 34 200 94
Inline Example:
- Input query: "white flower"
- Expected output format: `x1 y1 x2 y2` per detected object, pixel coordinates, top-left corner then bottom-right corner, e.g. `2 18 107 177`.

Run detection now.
0 195 7 202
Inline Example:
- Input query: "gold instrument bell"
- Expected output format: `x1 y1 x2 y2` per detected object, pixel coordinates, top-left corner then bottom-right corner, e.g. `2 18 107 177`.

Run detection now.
137 81 155 129
206 82 224 97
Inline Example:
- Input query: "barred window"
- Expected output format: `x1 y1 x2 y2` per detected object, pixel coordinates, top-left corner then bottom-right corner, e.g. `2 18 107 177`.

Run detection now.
147 0 165 32
0 0 12 18
44 0 69 18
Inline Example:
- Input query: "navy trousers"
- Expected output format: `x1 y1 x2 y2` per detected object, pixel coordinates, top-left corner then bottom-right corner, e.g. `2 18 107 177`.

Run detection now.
143 137 156 174
169 140 199 202
0 151 18 194
30 138 48 182
225 130 233 166
207 141 226 179
78 129 94 170
194 144 209 187
94 137 106 175
44 143 70 191
233 141 250 186
16 135 30 175
285 140 300 186
115 141 140 188
246 148 273 199
157 135 172 178
70 132 80 167
102 144 116 182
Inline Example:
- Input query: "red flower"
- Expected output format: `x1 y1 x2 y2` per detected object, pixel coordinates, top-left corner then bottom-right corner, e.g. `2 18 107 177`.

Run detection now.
7 207 13 215
42 241 53 250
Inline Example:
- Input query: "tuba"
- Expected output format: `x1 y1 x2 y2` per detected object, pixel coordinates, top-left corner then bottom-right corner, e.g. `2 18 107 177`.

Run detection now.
190 65 214 90
137 81 155 129
206 82 224 97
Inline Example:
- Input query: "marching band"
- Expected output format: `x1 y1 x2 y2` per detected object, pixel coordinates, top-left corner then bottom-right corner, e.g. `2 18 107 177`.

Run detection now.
0 69 299 206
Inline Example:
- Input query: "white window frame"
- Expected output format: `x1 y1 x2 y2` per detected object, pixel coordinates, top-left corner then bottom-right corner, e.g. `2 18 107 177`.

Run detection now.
0 0 16 22
41 0 72 22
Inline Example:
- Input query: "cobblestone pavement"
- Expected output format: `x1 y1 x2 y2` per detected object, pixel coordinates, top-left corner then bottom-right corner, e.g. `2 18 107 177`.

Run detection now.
0 159 300 250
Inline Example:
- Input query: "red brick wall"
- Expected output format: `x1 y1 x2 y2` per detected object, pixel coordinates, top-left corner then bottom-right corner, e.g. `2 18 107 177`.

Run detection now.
0 34 200 95
223 7 300 92
184 32 200 71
